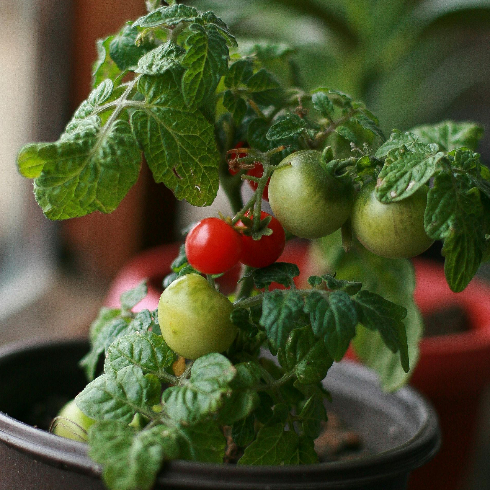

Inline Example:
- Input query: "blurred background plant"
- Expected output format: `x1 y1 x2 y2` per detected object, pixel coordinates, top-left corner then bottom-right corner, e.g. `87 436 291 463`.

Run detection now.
188 0 490 160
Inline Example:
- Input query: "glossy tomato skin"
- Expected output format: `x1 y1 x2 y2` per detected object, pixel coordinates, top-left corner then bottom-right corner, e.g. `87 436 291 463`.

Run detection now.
185 218 242 275
52 399 95 442
239 211 286 268
158 273 237 360
351 181 434 258
268 150 354 239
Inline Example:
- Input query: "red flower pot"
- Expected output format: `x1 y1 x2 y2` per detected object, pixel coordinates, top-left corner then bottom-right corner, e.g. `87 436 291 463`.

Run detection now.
408 259 490 490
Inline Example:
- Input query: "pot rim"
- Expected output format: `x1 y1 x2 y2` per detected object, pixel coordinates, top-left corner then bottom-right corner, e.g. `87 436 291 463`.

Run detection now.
0 338 440 488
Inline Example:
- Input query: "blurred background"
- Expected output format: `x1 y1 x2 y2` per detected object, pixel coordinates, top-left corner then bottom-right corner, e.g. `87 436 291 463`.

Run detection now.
0 0 489 487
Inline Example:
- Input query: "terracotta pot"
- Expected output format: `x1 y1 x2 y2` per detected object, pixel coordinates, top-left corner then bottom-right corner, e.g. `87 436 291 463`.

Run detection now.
0 338 439 490
408 259 490 490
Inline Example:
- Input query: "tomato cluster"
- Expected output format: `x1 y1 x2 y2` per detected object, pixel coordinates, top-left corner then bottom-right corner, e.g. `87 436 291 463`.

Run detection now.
185 213 285 275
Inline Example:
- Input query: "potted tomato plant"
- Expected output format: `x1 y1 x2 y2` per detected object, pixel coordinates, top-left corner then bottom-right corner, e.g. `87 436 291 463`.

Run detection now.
4 2 490 490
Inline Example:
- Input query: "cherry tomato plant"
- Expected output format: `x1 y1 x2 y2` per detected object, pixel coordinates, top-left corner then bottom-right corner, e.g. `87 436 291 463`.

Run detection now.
16 3 490 490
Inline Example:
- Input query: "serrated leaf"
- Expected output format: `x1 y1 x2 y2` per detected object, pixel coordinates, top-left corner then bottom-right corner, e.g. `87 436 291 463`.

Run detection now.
238 424 298 465
136 41 185 75
178 421 227 463
298 395 327 439
266 114 307 141
162 353 236 424
353 113 385 141
88 421 179 490
278 326 333 385
105 332 176 379
376 146 444 202
80 317 131 381
287 436 318 465
425 170 485 291
131 73 219 206
120 280 148 311
133 4 198 28
232 415 255 447
410 120 484 151
353 290 409 372
222 90 248 124
375 130 420 159
110 24 155 71
93 36 122 87
224 58 254 88
249 262 299 289
76 366 161 423
260 290 305 349
304 290 357 361
19 118 141 220
335 125 359 145
312 91 334 119
181 24 229 109
246 68 283 105
72 80 115 120
200 11 237 47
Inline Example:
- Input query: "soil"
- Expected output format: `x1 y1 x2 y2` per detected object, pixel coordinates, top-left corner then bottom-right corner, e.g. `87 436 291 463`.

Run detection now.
422 304 470 337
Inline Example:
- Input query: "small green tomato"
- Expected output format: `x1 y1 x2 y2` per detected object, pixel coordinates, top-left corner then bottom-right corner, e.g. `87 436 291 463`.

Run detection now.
351 181 434 258
158 273 237 360
52 399 95 442
268 150 354 239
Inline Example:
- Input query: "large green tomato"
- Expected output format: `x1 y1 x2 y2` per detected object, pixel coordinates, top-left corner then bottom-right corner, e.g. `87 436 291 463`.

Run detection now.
158 273 237 360
268 150 354 239
52 399 95 442
351 181 434 258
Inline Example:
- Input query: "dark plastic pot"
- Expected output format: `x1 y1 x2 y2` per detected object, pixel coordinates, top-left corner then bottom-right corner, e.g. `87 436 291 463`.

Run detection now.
105 244 490 490
0 338 439 490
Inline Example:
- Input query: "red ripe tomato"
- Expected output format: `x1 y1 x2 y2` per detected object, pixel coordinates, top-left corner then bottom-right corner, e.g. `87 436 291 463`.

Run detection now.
185 218 242 275
228 143 269 201
239 211 286 268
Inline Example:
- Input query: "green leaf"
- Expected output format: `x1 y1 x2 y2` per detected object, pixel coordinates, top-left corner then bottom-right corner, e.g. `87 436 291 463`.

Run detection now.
120 280 148 311
80 317 131 381
76 366 161 423
72 80 115 120
353 113 385 141
181 24 229 109
19 117 141 220
410 120 484 151
246 68 283 105
232 415 255 447
249 262 299 289
224 58 253 88
238 424 298 465
354 290 409 372
109 24 155 71
93 36 122 87
376 145 444 202
222 90 248 124
266 114 307 141
131 73 220 206
88 421 179 490
425 170 485 291
297 394 326 439
162 353 236 424
260 290 305 349
133 4 198 28
200 11 237 47
178 421 227 463
136 41 185 76
375 130 420 158
278 326 333 385
287 436 318 465
304 290 357 361
312 91 334 119
105 332 177 379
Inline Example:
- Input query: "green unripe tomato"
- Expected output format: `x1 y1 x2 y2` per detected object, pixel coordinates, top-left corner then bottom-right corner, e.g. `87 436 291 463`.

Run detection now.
268 150 354 239
52 399 95 442
351 181 434 258
158 273 237 360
